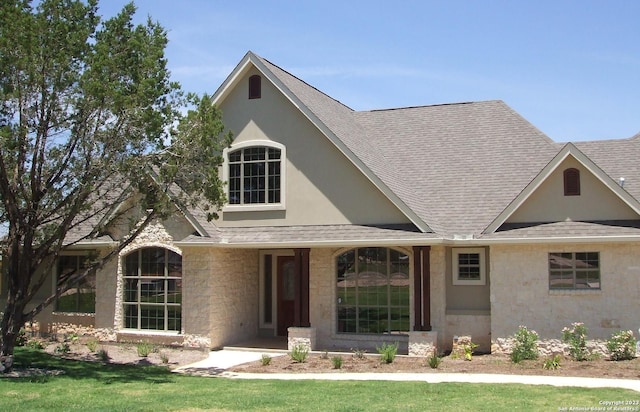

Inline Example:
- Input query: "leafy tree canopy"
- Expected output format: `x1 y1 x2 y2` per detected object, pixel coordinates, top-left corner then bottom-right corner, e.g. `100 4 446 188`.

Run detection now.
0 0 231 367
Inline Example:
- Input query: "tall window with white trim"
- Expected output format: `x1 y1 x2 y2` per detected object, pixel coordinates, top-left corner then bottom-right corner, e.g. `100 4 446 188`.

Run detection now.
228 146 281 205
123 247 182 332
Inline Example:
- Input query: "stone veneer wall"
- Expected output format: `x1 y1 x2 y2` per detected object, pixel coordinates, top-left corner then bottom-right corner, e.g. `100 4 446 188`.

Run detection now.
181 247 259 349
490 242 640 343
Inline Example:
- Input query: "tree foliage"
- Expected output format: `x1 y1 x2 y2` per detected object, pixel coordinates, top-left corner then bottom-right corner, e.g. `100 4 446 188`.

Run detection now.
0 0 231 368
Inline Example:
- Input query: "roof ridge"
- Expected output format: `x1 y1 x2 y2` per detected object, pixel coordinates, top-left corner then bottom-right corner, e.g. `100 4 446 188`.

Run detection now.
259 56 354 112
364 100 497 113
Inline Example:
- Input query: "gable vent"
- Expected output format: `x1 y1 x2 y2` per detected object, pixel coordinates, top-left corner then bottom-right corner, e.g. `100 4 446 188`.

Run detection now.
563 168 580 196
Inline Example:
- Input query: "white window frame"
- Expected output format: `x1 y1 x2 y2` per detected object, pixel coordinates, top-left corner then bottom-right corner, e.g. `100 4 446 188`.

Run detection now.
452 248 486 286
222 140 286 212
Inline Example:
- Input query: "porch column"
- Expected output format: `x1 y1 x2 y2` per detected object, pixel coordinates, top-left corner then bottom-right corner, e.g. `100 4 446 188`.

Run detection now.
412 246 432 331
293 248 310 327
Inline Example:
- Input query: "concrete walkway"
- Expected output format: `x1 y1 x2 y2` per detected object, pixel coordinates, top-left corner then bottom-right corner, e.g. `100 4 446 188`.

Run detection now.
173 349 640 392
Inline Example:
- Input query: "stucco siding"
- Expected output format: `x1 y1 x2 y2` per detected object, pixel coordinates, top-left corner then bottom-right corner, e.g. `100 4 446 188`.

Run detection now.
490 243 640 342
508 157 639 223
217 68 410 227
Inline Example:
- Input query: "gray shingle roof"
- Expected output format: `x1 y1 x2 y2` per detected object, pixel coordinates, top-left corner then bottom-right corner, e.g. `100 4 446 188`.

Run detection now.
185 52 640 244
575 134 640 201
75 52 640 246
355 101 560 236
482 220 640 240
177 224 438 247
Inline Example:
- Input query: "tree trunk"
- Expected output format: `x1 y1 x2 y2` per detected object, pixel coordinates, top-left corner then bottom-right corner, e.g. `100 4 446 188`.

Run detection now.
0 301 27 373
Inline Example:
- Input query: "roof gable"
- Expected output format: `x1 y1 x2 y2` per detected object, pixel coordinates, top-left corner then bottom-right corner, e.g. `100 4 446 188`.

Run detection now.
485 143 640 233
212 52 435 233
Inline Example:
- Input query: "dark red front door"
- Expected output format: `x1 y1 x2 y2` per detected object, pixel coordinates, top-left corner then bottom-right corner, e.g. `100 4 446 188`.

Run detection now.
277 256 295 336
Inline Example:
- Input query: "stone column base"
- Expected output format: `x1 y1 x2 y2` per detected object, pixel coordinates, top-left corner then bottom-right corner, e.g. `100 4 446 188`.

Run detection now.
408 331 438 357
287 327 317 351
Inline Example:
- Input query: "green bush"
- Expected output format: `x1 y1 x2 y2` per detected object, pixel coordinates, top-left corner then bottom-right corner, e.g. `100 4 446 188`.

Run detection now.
86 338 99 352
562 322 588 361
331 356 343 369
427 351 442 369
606 330 637 361
54 342 70 355
377 342 398 364
289 344 309 363
26 339 45 350
136 342 155 357
15 328 28 347
510 326 539 363
542 355 561 370
260 354 272 366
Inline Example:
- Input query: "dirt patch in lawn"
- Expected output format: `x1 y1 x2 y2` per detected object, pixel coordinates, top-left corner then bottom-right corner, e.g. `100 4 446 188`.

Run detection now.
228 351 640 380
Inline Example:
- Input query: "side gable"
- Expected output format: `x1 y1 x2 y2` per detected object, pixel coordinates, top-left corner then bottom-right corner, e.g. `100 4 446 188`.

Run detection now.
485 143 640 233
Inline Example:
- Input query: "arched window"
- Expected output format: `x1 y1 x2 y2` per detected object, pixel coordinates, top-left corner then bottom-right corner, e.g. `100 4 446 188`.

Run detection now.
564 168 580 196
249 74 261 99
123 247 182 332
336 247 410 334
228 145 281 205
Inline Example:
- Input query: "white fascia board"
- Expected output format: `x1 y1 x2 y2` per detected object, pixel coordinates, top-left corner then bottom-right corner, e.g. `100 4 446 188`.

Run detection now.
210 52 254 106
484 143 640 234
174 237 444 249
176 233 640 249
477 235 640 245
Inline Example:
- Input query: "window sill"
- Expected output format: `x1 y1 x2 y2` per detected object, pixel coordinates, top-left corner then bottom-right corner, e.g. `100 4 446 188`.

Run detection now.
118 329 182 336
223 204 285 213
549 289 601 296
52 312 95 317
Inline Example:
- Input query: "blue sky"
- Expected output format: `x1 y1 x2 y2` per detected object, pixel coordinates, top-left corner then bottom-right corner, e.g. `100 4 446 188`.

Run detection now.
100 1 637 141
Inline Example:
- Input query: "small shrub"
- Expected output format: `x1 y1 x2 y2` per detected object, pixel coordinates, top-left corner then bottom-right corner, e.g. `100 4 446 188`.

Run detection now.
289 344 309 363
320 350 329 360
562 322 588 361
463 342 478 361
54 342 70 355
331 356 343 369
607 330 637 361
260 354 272 366
86 338 99 352
96 348 110 362
542 354 561 370
136 342 155 357
352 348 366 359
26 339 45 350
427 351 442 369
15 328 28 347
377 342 398 364
159 352 170 364
510 326 539 363
67 333 79 344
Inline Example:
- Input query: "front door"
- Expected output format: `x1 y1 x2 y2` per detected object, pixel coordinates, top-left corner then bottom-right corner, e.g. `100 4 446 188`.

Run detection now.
277 256 296 336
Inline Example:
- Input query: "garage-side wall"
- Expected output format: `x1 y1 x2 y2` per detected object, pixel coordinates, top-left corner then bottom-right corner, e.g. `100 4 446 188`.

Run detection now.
490 243 640 342
182 247 259 348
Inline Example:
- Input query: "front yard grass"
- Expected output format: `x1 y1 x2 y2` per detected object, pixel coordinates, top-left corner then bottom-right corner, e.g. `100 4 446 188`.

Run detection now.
0 348 637 411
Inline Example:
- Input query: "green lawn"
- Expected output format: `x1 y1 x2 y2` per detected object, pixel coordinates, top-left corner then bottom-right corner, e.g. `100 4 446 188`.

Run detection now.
0 348 637 411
